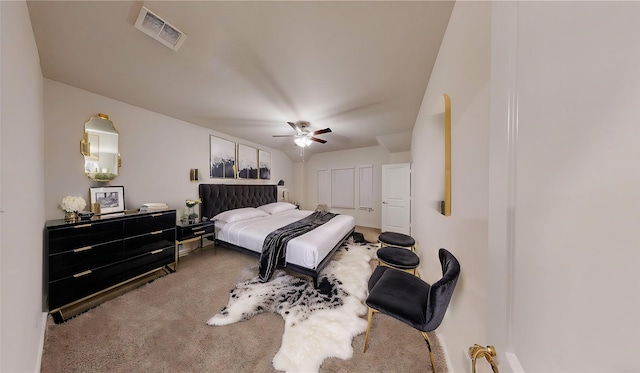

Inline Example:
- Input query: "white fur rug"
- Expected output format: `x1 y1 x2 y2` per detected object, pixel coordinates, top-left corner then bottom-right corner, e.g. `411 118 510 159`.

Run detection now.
206 242 377 373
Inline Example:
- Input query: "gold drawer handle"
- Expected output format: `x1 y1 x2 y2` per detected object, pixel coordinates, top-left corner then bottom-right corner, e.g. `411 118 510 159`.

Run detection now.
150 249 163 254
73 246 92 253
73 224 92 228
73 270 92 278
150 230 163 235
151 213 163 217
193 230 205 235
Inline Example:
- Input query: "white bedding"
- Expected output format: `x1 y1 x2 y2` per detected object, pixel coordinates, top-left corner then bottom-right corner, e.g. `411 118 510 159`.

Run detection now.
216 209 355 269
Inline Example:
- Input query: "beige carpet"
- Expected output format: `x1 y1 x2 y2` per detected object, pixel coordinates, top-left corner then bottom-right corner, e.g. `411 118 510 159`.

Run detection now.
41 228 449 373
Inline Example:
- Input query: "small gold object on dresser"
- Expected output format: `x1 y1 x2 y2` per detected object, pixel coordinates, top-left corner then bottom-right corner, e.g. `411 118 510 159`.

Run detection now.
60 195 86 222
64 211 78 222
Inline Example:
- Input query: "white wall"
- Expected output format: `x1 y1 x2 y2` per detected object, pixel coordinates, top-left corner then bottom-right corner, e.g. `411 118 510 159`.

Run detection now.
489 3 640 372
43 80 294 221
0 2 47 372
389 151 411 164
299 146 395 229
412 2 491 372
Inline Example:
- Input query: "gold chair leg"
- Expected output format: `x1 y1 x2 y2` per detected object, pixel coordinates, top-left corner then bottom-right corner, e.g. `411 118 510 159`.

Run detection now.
421 331 438 373
363 308 375 352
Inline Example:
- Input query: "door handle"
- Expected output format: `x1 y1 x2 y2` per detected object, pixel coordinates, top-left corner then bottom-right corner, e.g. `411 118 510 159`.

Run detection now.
382 201 388 204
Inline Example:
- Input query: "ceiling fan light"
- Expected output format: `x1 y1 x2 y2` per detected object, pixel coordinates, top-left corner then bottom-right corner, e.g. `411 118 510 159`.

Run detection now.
295 137 312 147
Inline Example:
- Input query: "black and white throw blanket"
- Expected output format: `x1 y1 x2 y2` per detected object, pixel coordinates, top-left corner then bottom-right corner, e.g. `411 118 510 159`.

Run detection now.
207 240 378 373
259 210 337 282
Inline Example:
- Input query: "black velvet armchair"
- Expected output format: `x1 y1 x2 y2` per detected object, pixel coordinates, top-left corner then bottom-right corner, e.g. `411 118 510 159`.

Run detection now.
363 248 461 373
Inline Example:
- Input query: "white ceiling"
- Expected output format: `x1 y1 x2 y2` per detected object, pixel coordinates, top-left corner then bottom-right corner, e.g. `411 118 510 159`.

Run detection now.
27 1 454 161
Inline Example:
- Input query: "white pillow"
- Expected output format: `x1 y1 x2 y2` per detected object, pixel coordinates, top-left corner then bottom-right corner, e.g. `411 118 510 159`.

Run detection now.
213 207 268 223
257 202 297 215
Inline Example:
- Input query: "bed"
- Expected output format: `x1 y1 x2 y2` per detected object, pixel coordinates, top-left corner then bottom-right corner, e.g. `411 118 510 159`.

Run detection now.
199 184 355 286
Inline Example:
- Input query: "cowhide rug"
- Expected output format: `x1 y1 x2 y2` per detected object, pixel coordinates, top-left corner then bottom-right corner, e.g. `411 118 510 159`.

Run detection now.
206 241 378 373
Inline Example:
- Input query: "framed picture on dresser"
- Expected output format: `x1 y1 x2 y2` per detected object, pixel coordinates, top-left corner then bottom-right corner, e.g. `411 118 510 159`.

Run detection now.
89 186 125 214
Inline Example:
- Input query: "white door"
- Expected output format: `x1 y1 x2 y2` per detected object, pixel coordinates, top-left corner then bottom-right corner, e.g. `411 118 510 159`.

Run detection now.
381 163 411 235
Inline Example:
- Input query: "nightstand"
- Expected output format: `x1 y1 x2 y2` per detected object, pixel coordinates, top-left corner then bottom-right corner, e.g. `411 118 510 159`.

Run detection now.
175 219 215 267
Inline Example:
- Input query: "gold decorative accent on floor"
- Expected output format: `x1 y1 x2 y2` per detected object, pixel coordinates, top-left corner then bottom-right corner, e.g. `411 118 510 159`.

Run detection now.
469 344 499 373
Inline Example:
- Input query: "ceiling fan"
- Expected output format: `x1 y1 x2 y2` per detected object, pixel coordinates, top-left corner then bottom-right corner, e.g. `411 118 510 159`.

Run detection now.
272 121 332 147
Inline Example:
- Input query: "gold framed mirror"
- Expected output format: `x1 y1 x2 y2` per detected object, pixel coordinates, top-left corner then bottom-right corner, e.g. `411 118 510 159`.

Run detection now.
80 114 121 182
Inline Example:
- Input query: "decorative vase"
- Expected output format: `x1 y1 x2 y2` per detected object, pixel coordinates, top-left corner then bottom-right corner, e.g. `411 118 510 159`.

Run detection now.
187 206 198 222
64 211 78 222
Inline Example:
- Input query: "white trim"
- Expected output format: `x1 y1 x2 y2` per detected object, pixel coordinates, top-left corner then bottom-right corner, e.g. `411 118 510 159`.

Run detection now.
35 312 48 373
504 0 519 350
436 333 455 373
506 352 526 373
488 0 519 361
331 167 355 209
358 165 373 209
316 168 330 206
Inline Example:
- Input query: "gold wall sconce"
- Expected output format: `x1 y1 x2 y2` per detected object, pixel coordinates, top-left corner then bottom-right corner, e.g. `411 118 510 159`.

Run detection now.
469 344 499 373
190 168 199 182
441 93 452 216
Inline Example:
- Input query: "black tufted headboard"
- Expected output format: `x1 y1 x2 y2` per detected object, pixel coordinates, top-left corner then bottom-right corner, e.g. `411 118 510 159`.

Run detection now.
199 184 278 220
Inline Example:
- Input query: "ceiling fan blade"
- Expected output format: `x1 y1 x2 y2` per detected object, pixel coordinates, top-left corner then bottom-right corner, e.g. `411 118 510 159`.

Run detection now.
272 134 295 137
287 122 300 132
311 137 327 144
312 128 332 135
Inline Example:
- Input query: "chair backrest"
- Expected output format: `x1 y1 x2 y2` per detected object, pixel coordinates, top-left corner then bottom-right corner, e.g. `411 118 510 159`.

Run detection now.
423 248 461 332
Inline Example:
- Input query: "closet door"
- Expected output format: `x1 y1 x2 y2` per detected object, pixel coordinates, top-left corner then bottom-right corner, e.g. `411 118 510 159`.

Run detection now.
381 163 411 235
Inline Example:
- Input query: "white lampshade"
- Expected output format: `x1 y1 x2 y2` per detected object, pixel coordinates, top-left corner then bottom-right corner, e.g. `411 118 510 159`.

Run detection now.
295 136 312 147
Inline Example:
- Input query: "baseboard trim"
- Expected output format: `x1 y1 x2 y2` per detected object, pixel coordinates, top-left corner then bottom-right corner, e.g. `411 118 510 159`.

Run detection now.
436 333 454 372
49 267 171 323
506 352 526 373
35 311 47 373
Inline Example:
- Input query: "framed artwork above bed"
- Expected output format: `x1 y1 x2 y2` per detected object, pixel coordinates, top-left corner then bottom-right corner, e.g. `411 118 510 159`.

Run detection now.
237 144 258 179
258 150 271 180
209 135 272 180
210 135 236 179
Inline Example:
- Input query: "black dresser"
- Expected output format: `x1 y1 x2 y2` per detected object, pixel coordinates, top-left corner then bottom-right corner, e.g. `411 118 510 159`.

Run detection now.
44 209 176 323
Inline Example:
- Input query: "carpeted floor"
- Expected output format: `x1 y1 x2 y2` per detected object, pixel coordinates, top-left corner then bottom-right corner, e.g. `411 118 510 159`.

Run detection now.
40 228 449 373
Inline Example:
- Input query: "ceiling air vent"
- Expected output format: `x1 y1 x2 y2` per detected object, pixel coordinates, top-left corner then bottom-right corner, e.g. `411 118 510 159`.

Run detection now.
134 6 186 51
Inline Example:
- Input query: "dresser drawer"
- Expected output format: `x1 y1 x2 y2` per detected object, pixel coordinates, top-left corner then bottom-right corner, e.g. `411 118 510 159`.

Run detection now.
176 221 215 241
48 262 126 311
49 241 124 282
124 212 176 237
125 246 174 279
124 229 175 258
45 209 177 322
47 220 123 255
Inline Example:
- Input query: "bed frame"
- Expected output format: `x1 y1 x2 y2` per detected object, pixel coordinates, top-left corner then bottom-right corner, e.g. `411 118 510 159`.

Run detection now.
199 184 354 287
